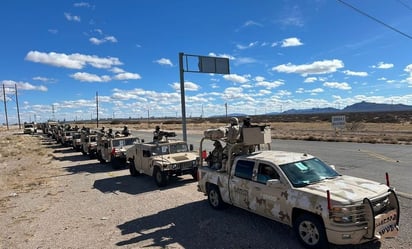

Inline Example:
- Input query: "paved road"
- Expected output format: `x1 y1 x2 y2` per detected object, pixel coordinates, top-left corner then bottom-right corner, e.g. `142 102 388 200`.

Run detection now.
133 130 412 196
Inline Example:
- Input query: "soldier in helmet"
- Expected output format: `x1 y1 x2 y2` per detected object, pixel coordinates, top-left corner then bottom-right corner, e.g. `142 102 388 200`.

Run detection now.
226 117 240 144
122 125 130 136
206 140 224 170
153 125 162 142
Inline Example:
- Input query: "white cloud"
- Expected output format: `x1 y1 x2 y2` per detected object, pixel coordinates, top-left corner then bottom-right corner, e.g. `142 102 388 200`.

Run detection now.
170 81 200 91
272 59 344 76
155 58 173 67
89 36 118 45
281 37 303 47
304 77 317 83
113 72 141 80
255 80 284 89
70 72 111 82
343 70 368 77
223 87 243 99
25 51 122 69
74 2 91 8
1 80 47 91
236 41 259 50
323 81 351 90
373 62 394 69
223 74 250 84
64 13 81 22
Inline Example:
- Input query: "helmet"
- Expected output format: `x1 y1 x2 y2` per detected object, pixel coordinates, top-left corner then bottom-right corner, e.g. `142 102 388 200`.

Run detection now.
230 117 239 125
155 125 160 130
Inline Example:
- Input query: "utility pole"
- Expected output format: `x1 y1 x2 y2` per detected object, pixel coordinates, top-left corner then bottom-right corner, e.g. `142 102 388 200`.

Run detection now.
2 84 8 130
96 91 99 128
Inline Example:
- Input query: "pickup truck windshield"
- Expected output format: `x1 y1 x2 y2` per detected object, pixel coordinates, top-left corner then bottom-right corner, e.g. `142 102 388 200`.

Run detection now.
280 158 340 187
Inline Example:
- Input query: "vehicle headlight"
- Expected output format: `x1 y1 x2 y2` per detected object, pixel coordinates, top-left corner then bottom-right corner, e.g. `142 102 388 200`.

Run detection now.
330 205 364 224
171 164 178 169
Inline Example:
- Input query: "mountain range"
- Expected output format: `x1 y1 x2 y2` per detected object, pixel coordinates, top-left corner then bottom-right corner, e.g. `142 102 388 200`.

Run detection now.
274 101 412 115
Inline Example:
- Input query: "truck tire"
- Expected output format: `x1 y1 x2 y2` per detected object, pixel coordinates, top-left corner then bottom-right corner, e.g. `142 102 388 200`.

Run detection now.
129 161 140 177
111 156 122 170
154 167 168 187
207 185 225 209
97 152 106 164
294 213 329 249
191 167 198 181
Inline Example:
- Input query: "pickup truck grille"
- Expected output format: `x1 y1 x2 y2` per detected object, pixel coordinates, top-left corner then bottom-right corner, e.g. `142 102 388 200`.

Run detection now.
330 192 393 226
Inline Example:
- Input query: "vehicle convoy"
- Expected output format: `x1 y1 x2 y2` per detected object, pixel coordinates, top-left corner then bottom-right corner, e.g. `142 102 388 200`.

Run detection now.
126 130 198 187
96 130 141 169
197 125 400 249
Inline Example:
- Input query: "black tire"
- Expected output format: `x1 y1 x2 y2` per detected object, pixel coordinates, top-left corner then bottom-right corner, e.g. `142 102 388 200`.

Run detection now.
82 150 87 156
191 167 198 181
294 213 329 249
129 160 139 177
207 185 225 209
97 151 106 164
111 156 122 170
154 167 168 187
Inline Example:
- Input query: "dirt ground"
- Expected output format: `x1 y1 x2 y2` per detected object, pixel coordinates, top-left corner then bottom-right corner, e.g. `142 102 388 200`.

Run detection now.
0 125 410 249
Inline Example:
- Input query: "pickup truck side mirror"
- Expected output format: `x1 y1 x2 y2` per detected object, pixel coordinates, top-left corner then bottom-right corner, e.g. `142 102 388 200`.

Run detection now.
266 179 281 187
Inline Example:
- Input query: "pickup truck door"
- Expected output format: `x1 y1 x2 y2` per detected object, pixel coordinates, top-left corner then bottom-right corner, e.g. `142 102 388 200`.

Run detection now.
229 160 256 210
250 162 290 224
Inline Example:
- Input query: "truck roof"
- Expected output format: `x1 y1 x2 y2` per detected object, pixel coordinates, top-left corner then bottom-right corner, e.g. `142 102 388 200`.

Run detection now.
239 150 315 166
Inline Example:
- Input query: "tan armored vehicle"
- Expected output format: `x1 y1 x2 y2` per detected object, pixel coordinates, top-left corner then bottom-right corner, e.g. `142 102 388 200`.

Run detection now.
197 125 400 249
96 130 142 169
72 132 82 151
23 123 36 134
80 129 97 159
126 131 198 187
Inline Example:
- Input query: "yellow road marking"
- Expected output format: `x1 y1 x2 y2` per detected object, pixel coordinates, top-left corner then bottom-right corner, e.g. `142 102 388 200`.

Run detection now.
359 149 399 163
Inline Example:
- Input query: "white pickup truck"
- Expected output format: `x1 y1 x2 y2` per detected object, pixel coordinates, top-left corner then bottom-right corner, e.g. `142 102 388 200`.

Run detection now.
197 126 400 249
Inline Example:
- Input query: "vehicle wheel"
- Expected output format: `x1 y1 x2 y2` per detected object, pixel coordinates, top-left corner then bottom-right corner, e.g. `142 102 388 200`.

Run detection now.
294 213 329 249
97 152 106 164
82 150 87 155
191 167 198 181
154 167 168 187
129 161 140 177
207 185 225 209
111 157 122 170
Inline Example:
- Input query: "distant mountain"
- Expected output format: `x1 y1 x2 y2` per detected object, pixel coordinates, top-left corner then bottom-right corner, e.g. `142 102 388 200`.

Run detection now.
343 101 412 112
267 101 412 115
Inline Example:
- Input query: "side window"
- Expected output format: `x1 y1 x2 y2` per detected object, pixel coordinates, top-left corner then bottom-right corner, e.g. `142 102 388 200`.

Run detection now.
257 163 279 184
143 150 151 157
234 160 255 180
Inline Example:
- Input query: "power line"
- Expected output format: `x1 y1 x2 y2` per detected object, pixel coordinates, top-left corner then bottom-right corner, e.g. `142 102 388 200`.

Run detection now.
396 0 412 11
337 0 412 40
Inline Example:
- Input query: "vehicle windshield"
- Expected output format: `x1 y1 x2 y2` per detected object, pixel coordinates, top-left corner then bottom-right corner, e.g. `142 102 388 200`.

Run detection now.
152 143 188 155
280 157 340 187
112 137 139 147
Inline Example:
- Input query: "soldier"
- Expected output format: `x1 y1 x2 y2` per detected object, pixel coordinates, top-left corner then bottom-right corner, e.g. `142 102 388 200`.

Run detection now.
108 128 114 138
122 125 130 136
153 126 162 142
206 141 224 170
226 117 240 144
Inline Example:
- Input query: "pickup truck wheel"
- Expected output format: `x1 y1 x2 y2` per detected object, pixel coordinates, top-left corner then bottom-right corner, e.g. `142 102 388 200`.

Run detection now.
294 213 328 249
129 161 140 177
154 167 168 187
207 185 225 209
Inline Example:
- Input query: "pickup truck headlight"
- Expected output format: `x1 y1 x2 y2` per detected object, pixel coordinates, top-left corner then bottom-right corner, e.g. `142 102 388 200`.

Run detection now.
171 164 178 169
330 206 365 224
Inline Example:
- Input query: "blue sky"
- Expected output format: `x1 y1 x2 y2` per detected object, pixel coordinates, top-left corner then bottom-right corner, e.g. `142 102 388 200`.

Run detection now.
1 0 412 123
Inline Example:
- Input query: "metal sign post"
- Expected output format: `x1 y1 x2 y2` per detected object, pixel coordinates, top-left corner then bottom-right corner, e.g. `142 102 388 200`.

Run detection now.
178 52 230 142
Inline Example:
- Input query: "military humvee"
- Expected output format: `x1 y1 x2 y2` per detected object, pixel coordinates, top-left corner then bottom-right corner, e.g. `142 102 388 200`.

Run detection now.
126 132 198 187
96 131 142 169
80 129 97 159
197 125 400 249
